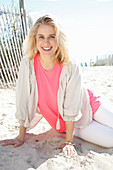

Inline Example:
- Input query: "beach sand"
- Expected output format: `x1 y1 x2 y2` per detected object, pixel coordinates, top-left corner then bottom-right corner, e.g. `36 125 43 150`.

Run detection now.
0 66 113 170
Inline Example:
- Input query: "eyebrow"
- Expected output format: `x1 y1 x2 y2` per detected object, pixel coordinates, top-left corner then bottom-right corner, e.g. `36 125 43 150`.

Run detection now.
37 34 56 36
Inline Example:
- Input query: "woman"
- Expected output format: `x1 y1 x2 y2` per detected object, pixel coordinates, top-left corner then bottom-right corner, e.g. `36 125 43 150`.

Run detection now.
1 15 113 156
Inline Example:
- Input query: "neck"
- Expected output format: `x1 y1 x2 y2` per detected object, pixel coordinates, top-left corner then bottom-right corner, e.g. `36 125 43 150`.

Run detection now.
39 55 56 71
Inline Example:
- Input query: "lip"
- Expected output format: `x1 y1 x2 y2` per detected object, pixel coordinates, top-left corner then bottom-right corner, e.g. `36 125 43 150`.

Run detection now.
42 47 52 51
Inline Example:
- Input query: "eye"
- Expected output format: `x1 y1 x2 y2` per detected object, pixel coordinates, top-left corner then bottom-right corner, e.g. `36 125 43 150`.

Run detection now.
39 36 44 39
50 35 55 39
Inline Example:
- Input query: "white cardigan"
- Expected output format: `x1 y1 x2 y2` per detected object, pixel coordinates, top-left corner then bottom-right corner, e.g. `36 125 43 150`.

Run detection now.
15 57 92 130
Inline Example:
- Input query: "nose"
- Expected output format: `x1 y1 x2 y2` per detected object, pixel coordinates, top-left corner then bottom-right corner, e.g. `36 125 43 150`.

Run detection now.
44 38 49 44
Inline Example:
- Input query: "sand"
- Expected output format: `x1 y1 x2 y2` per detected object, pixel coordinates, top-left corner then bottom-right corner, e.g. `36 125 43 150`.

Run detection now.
0 66 113 170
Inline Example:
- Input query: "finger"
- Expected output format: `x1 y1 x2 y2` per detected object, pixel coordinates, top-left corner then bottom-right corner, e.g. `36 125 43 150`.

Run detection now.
62 146 66 152
0 140 9 143
67 149 69 156
67 146 71 156
73 148 76 152
0 139 13 144
56 146 61 150
70 146 75 155
2 142 16 146
0 140 4 143
56 144 65 150
2 144 7 146
62 146 68 156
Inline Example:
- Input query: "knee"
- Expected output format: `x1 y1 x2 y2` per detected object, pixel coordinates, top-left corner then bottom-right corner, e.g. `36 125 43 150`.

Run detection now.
102 141 113 148
98 133 113 148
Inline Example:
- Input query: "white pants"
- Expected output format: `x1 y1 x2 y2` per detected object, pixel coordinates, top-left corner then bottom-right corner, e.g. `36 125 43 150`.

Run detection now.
74 105 113 148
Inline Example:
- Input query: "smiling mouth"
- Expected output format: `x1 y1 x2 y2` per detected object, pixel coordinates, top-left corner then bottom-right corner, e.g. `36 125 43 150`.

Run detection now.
42 47 52 51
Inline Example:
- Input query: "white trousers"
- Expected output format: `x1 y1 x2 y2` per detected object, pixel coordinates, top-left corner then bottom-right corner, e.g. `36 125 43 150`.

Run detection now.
74 105 113 148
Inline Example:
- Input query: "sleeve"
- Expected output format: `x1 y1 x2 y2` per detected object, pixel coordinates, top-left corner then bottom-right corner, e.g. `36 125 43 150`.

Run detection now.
15 57 30 127
63 63 82 121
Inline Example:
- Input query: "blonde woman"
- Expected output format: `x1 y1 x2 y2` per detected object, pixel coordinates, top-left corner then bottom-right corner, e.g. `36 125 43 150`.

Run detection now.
1 15 113 156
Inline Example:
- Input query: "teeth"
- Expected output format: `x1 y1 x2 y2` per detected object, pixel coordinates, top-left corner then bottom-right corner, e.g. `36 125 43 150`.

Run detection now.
43 47 51 50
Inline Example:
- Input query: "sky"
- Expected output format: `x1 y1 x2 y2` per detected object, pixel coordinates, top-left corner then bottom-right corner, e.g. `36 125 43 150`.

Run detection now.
1 0 113 63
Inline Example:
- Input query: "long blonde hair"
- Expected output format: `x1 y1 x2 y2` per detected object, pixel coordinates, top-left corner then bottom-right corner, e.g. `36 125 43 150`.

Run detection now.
23 15 70 64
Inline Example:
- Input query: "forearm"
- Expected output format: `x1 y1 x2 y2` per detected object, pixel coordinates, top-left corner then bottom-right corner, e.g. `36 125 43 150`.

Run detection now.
65 121 74 143
18 125 26 142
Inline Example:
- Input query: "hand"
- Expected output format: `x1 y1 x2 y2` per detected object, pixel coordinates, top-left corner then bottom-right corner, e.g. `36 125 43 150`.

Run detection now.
0 138 24 148
56 143 77 157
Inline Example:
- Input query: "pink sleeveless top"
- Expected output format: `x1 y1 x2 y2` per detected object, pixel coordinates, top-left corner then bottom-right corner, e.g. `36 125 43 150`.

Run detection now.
34 54 66 132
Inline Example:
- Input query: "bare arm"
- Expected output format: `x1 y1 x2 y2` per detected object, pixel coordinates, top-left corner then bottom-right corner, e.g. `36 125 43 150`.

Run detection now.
18 125 26 142
56 121 76 156
65 121 74 143
61 121 76 156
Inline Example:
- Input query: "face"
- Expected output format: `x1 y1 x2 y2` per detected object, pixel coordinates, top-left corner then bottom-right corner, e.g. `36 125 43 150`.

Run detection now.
36 24 58 60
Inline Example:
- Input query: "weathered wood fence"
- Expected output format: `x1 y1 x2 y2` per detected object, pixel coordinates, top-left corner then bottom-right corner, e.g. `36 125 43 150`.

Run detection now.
96 55 113 66
0 6 32 88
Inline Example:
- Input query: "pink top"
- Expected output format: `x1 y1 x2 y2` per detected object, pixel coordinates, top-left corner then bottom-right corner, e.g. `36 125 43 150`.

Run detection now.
87 89 101 115
33 54 101 131
34 54 66 132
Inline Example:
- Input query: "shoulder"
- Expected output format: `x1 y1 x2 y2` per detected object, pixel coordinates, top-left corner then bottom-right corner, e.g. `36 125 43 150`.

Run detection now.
21 56 29 64
63 60 80 76
20 57 34 68
18 57 35 78
19 57 29 68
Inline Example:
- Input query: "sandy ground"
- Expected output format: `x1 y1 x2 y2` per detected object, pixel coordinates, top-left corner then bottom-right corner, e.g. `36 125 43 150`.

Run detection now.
0 66 113 170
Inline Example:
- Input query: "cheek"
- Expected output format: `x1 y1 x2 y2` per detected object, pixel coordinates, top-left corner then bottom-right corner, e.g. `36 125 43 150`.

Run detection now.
52 40 58 48
36 40 41 49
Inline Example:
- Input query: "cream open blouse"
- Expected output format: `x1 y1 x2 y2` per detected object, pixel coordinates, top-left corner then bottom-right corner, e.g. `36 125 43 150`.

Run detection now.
15 57 92 130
